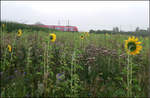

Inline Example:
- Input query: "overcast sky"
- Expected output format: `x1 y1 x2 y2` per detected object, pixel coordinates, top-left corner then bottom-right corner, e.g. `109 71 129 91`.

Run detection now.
1 1 149 32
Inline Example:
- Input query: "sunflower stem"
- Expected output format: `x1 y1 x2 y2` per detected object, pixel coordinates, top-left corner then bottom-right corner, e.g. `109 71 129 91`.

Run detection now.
127 52 133 97
130 56 133 96
127 53 130 97
43 42 47 97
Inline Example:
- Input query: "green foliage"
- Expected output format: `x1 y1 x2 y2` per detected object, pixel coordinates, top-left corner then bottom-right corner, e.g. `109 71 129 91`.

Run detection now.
0 25 149 97
89 29 149 37
0 21 57 33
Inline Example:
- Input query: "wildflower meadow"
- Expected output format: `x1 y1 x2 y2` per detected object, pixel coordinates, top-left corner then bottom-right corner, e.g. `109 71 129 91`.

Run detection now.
0 22 149 97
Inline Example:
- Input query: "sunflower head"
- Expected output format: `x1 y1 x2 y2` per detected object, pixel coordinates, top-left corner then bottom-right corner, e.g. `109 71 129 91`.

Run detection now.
105 33 109 36
8 45 12 52
18 29 22 37
49 33 56 42
125 36 142 55
2 24 5 28
85 32 89 36
80 35 84 39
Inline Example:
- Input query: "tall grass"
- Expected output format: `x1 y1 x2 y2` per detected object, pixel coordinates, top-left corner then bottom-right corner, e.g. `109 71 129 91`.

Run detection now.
0 22 149 97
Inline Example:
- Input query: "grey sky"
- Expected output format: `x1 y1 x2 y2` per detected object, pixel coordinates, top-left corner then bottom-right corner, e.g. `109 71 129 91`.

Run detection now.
1 1 149 32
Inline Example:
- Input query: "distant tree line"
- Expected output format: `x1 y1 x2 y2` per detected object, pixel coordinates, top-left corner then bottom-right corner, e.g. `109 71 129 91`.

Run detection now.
0 21 56 33
89 26 149 37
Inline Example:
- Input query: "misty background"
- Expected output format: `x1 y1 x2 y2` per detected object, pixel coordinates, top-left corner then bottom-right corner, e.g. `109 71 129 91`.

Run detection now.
1 1 149 32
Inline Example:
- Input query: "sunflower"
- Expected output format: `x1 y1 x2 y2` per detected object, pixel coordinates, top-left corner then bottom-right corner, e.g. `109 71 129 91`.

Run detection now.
80 35 84 39
125 36 142 55
85 32 89 36
105 33 109 36
49 33 56 42
2 24 5 28
18 29 22 37
8 44 12 52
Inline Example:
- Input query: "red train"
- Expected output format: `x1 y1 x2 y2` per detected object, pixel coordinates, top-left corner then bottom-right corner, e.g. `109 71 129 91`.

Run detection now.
36 25 78 32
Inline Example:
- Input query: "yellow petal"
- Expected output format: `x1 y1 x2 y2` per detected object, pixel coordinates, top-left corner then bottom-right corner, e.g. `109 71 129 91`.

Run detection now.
132 36 135 40
128 37 131 41
136 42 141 45
125 40 128 43
138 45 142 50
135 37 138 42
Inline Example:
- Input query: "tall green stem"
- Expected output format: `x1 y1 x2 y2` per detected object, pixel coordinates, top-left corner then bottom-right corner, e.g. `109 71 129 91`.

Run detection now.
127 54 130 97
43 42 47 97
130 56 133 96
127 53 133 97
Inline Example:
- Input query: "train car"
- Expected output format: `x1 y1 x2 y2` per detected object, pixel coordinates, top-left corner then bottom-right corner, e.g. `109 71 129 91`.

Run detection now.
36 25 78 32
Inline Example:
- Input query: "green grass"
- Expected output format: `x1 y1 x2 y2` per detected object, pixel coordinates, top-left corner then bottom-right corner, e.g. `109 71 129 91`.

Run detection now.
0 24 149 97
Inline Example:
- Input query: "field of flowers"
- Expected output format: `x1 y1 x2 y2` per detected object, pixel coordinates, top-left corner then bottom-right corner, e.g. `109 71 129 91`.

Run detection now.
0 23 149 97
